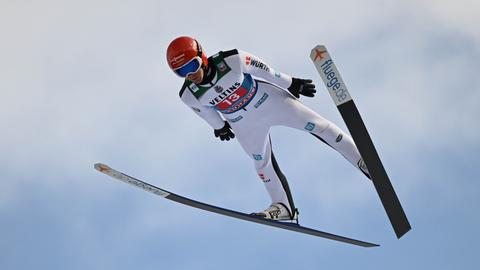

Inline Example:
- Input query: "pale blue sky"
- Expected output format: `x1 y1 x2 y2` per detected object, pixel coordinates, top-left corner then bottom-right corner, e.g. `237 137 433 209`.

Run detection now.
1 0 479 269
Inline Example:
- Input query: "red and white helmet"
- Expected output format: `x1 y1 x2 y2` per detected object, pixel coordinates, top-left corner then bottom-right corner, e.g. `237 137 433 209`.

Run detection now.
166 36 208 77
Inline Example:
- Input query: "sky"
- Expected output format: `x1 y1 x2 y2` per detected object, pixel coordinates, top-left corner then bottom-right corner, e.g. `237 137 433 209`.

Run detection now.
1 0 479 269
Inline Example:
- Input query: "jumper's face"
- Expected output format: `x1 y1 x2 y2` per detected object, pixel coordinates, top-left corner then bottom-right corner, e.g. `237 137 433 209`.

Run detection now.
186 67 204 84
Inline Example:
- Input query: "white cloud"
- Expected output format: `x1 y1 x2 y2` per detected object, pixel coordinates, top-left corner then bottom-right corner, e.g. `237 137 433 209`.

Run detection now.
413 0 480 41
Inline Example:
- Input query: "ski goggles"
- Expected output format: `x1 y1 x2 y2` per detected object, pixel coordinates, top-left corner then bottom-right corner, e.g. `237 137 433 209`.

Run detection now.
173 56 202 77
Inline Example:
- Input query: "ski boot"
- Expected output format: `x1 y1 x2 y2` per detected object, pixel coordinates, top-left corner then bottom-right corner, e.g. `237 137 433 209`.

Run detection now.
252 202 298 222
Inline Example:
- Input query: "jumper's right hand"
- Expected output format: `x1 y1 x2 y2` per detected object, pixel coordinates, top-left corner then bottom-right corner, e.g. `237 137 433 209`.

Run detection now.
214 122 235 141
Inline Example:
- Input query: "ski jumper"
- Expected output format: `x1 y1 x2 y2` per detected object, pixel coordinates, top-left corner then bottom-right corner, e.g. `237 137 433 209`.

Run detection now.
179 49 365 215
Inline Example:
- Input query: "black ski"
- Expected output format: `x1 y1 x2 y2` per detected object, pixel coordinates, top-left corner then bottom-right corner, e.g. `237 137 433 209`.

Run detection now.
310 45 411 238
94 163 378 247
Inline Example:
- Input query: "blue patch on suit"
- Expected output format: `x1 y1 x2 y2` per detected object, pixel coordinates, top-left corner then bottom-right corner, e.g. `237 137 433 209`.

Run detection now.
253 154 263 161
254 93 269 108
227 116 243 123
305 122 315 131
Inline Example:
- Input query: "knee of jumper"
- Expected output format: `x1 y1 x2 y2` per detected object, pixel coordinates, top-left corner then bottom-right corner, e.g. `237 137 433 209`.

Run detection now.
252 153 271 171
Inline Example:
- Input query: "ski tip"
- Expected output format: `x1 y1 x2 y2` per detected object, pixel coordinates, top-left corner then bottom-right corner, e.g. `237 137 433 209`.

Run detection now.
311 44 326 51
310 45 329 62
94 163 111 173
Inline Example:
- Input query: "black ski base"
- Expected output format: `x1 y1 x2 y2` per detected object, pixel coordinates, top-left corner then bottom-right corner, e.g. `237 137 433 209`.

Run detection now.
338 100 411 238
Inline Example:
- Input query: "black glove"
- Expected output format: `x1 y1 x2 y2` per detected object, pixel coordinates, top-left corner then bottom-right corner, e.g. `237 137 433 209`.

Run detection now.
287 78 316 98
214 122 235 141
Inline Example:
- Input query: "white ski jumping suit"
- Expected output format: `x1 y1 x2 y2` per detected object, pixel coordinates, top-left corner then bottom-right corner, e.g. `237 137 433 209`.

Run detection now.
179 49 366 216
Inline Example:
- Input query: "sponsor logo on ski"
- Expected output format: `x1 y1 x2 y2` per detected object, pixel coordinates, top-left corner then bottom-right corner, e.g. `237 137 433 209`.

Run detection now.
321 59 349 104
121 175 169 197
312 48 327 61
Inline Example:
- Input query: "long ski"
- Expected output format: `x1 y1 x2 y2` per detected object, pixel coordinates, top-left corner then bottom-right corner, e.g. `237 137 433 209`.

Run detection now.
94 163 378 248
310 45 411 238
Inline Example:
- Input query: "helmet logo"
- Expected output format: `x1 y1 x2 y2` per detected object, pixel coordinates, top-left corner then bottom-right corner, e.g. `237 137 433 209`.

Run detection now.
171 53 186 65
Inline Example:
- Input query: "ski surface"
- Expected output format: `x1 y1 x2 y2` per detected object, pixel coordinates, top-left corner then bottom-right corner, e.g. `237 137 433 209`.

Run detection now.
310 45 411 238
94 163 378 248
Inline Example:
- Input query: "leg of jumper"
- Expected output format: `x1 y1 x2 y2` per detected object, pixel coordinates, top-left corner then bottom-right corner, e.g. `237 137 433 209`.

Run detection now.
233 125 296 216
267 87 368 177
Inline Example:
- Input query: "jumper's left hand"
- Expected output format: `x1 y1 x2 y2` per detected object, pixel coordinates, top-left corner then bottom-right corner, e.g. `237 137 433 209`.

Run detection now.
288 78 316 98
214 122 235 141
